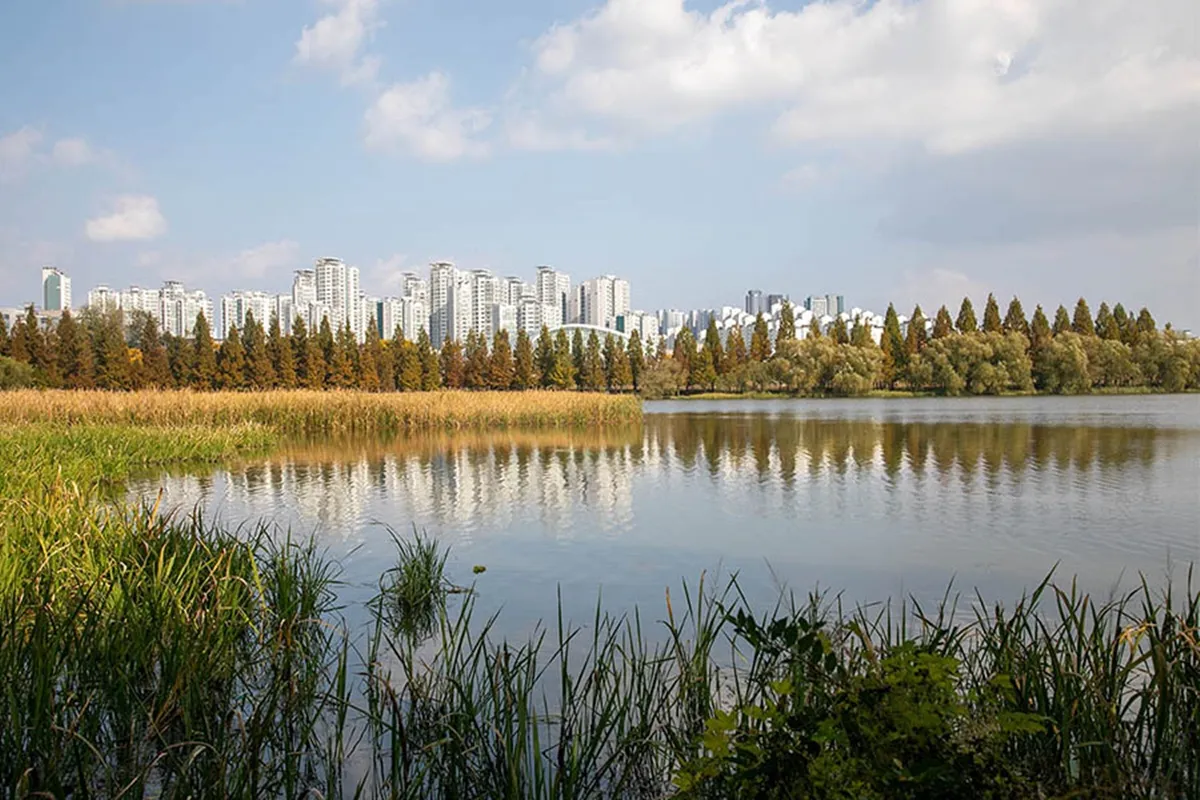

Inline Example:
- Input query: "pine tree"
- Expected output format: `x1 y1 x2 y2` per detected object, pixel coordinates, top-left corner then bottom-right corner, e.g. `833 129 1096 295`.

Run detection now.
673 327 697 378
461 331 486 389
243 313 276 390
571 329 585 390
416 329 440 390
693 347 717 391
1112 304 1133 344
808 316 822 340
775 301 796 350
396 338 421 391
581 331 605 391
610 337 632 391
358 318 382 392
140 314 172 388
8 310 30 364
513 328 535 390
1003 297 1029 337
92 309 130 390
850 318 873 347
166 332 193 388
602 332 618 389
218 325 247 390
1052 306 1072 336
956 297 978 333
1135 308 1157 340
724 326 746 371
750 313 771 361
304 323 327 390
18 306 48 372
551 329 575 389
440 339 465 388
330 322 357 388
1030 306 1052 350
269 315 297 388
488 330 515 390
703 319 724 374
535 326 555 388
0 314 8 356
56 309 94 389
932 306 954 339
832 317 850 345
318 318 336 383
292 316 310 386
1095 302 1119 341
982 293 1002 333
1072 298 1095 336
904 306 926 355
192 312 218 390
627 329 645 391
881 304 905 386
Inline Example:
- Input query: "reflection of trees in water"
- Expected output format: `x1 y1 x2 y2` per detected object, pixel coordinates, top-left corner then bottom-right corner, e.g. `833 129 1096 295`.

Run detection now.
156 416 1182 537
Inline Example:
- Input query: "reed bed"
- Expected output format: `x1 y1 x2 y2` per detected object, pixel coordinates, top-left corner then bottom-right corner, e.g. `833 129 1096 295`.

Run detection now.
0 389 643 434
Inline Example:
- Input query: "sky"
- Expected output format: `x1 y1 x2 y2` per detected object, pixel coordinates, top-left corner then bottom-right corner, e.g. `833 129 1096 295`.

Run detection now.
0 0 1197 326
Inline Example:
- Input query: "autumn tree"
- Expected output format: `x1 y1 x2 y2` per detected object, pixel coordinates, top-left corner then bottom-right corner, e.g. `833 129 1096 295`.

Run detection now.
1003 297 1029 338
165 333 192 388
243 313 276 390
775 300 796 350
140 313 172 388
358 318 382 392
218 325 247 390
416 329 440 390
317 317 336 380
440 339 465 389
904 305 927 355
850 318 873 348
932 306 954 339
513 328 535 390
627 329 645 391
330 321 357 389
550 329 575 389
673 327 697 381
56 309 94 389
571 329 585 390
462 331 489 389
1030 306 1052 350
692 346 717 391
982 293 1002 333
535 326 555 388
1072 298 1095 336
880 304 905 387
0 314 8 357
488 330 515 390
394 329 422 391
703 319 724 374
581 331 605 391
724 326 746 372
831 317 850 345
1112 304 1133 344
192 312 218 390
608 335 632 391
1094 302 1118 341
956 297 978 333
269 314 297 388
749 313 771 361
1052 306 1072 336
92 309 131 390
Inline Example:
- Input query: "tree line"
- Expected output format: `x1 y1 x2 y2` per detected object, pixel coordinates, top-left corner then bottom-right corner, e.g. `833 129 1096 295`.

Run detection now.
0 294 1196 396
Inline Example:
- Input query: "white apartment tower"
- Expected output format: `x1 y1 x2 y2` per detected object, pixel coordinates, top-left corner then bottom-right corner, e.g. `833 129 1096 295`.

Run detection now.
429 261 456 348
536 266 571 328
41 267 71 312
578 275 630 329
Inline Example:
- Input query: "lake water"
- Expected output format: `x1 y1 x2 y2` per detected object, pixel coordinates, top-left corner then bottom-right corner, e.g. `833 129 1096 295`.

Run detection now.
132 395 1200 631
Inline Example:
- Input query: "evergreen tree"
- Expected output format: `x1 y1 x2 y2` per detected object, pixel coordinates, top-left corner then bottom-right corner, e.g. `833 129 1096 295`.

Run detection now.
832 317 850 345
602 332 617 387
982 293 1002 333
1003 297 1029 337
1093 302 1116 341
304 322 327 390
749 313 771 361
881 304 905 386
56 309 94 389
581 331 605 391
8 310 31 364
243 313 275 389
808 315 822 340
1135 308 1157 340
956 297 978 333
627 329 645 391
904 306 927 355
291 316 310 386
1030 306 1052 350
269 314 297 388
551 329 576 389
693 347 717 391
1052 305 1072 336
217 325 247 390
440 339 465 388
571 329 585 390
775 301 796 350
932 306 954 339
318 318 336 383
703 319 725 374
673 327 697 380
19 306 48 372
513 328 535 390
330 321 357 389
416 329 440 390
609 336 632 391
1072 298 1095 336
89 309 129 390
192 312 218 390
724 326 747 372
358 318 382 392
462 331 488 389
850 318 873 348
165 332 192 388
1112 304 1133 344
488 330 515 390
0 314 8 356
140 313 172 388
535 325 555 388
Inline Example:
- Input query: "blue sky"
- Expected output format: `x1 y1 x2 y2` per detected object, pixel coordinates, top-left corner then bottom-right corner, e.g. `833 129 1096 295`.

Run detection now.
1 0 1196 325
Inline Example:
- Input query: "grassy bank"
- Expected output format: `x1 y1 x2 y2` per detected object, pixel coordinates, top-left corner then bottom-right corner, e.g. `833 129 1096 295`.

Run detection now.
0 389 643 434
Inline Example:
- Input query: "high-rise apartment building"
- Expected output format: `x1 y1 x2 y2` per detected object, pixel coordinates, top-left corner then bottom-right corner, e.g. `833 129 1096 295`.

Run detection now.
536 266 571 328
806 295 829 317
87 286 119 313
470 269 499 339
220 290 274 339
767 293 789 312
578 275 630 329
491 303 517 338
41 267 71 311
826 294 845 316
160 280 213 338
399 272 428 304
429 261 456 348
744 290 763 316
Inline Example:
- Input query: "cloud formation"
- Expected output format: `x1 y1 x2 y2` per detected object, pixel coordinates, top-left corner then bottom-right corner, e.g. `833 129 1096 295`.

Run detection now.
86 196 168 242
51 138 97 167
295 0 382 85
364 72 491 160
0 127 44 181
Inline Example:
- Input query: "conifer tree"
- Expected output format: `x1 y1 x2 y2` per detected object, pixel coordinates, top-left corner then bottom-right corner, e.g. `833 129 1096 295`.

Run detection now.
416 329 440 390
1135 308 1157 340
808 316 822 339
749 313 771 361
192 312 218 390
982 293 1002 333
850 318 873 347
0 314 8 356
1095 302 1118 341
318 318 336 381
1030 306 1052 350
269 314 297 388
693 347 717 391
462 331 487 389
1052 306 1072 336
627 329 645 391
703 319 724 374
609 336 632 391
218 325 247 390
881 304 905 386
18 306 48 372
581 331 605 391
535 325 555 388
904 306 927 355
571 329 585 390
1003 297 1029 338
242 313 275 390
1112 304 1133 344
832 317 850 345
673 327 697 378
440 339 465 389
140 314 172 388
56 309 94 389
291 316 310 386
551 329 575 389
956 297 978 333
304 324 326 390
1072 298 1095 336
488 330 515 390
602 332 618 387
513 328 535 390
932 306 954 339
166 332 192 388
93 309 131 390
775 301 796 350
358 318 382 392
330 322 357 388
8 310 30 364
724 326 746 372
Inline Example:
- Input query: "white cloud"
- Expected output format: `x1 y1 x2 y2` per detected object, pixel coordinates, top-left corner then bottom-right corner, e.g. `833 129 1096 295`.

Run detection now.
364 72 491 160
295 0 382 85
85 196 168 242
0 127 43 180
51 138 97 166
526 0 1199 153
228 240 301 279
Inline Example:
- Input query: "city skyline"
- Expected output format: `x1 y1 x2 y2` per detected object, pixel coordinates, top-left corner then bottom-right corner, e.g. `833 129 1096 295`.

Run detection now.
0 1 1194 330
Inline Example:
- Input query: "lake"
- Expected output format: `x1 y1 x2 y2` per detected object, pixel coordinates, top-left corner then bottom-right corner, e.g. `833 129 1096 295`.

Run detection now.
132 394 1200 632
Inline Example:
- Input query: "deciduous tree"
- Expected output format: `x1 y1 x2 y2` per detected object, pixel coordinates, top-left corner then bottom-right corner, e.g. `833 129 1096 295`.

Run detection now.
956 297 978 333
